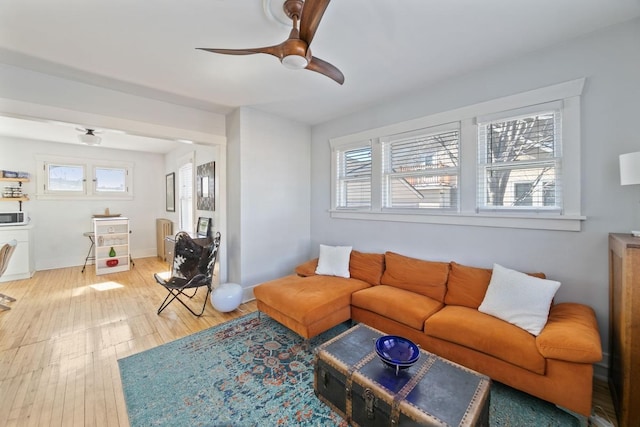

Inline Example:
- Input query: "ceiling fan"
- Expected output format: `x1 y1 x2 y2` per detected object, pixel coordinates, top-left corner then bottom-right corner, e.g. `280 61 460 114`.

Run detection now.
197 0 344 85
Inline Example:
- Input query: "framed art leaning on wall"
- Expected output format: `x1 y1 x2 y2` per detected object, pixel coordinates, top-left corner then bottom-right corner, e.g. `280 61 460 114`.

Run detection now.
197 217 211 237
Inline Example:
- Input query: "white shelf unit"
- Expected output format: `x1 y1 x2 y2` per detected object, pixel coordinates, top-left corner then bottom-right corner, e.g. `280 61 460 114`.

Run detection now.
93 217 130 275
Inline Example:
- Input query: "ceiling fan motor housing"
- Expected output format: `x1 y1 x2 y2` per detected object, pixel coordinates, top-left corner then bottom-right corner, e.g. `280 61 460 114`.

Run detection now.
283 0 304 19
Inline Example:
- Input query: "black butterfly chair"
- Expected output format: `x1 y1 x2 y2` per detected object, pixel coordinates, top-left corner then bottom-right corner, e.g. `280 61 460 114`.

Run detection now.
0 240 18 311
154 231 221 316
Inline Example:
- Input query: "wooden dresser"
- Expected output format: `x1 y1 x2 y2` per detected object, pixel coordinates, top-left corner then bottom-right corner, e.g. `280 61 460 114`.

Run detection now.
608 233 640 427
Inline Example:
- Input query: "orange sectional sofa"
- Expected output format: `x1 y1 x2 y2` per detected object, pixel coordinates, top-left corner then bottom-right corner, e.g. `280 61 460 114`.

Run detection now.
253 250 602 418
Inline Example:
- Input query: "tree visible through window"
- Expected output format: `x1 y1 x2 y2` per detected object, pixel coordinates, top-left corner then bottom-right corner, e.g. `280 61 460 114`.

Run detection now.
329 79 583 230
478 110 561 211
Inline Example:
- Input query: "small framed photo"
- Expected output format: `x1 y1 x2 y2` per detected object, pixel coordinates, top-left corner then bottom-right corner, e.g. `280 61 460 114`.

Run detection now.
166 173 175 212
197 217 211 237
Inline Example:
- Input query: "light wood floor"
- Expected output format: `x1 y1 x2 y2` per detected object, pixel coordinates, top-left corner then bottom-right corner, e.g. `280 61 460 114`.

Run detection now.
0 257 617 426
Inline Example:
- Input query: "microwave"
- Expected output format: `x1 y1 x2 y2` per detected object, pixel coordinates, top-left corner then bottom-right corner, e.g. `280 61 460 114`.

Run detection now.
0 211 28 226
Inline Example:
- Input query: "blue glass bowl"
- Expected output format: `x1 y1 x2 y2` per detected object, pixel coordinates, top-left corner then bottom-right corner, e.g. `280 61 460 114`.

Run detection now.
375 335 420 372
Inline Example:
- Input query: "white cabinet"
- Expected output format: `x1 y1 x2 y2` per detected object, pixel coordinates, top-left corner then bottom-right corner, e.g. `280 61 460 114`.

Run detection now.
93 217 130 275
0 224 35 282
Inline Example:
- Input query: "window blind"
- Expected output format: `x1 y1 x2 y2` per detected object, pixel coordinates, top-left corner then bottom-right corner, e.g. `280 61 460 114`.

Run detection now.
477 109 562 212
382 127 459 210
336 143 372 208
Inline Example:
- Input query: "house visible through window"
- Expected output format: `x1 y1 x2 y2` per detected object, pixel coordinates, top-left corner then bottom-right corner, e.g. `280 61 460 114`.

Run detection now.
328 79 584 231
477 106 561 212
382 125 459 210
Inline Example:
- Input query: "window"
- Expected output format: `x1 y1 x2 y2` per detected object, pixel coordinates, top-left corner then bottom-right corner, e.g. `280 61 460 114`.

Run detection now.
382 125 459 211
477 105 561 212
329 79 584 231
46 163 85 193
36 155 133 200
335 142 372 209
94 167 127 193
178 160 194 232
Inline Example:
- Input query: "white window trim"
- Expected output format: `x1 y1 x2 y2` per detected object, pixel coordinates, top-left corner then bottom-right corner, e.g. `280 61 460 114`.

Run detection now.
36 155 134 200
328 78 585 232
331 140 373 210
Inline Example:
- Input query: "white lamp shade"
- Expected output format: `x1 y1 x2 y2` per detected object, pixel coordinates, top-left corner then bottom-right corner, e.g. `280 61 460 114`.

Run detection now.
620 152 640 186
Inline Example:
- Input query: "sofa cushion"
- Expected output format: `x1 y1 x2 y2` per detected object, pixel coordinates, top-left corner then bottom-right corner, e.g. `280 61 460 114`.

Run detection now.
352 285 443 330
294 251 386 285
478 264 560 336
315 244 352 278
445 262 548 309
349 251 386 285
425 305 546 375
380 251 449 302
536 303 603 363
444 262 493 308
253 274 371 325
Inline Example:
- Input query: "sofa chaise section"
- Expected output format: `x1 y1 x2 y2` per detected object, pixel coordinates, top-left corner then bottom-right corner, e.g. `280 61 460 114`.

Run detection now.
254 274 370 339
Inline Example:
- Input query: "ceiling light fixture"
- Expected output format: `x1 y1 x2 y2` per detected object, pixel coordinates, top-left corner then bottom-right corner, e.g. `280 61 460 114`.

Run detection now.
281 54 309 70
78 128 101 146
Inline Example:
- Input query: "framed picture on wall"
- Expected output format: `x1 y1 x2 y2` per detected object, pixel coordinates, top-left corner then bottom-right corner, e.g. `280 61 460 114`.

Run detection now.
166 172 175 212
196 161 215 211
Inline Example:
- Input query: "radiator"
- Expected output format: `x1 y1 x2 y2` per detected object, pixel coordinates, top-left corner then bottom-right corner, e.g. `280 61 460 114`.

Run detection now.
156 218 173 260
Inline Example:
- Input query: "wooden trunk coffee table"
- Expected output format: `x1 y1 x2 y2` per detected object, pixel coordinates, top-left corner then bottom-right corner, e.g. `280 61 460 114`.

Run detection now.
314 324 491 426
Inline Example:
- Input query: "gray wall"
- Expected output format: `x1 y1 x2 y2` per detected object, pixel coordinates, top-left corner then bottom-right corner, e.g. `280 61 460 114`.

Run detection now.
309 18 640 370
227 107 311 297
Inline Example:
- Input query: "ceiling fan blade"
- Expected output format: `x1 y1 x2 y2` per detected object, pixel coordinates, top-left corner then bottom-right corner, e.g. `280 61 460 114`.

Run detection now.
197 45 284 59
306 56 344 85
299 0 331 46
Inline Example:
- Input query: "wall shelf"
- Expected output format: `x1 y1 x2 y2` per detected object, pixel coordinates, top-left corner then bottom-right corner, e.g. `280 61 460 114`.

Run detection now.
0 177 29 210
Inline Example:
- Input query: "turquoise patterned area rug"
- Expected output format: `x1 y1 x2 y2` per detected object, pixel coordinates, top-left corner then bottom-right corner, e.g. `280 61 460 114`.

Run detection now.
118 312 579 426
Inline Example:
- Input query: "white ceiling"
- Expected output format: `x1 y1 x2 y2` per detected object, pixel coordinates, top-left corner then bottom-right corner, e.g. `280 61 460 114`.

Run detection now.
1 0 639 152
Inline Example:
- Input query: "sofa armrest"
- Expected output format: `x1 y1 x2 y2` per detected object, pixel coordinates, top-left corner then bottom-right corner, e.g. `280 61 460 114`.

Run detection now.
535 302 602 363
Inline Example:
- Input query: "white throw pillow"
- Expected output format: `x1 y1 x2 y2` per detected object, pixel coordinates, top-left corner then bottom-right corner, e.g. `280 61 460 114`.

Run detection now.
315 244 352 278
478 263 561 336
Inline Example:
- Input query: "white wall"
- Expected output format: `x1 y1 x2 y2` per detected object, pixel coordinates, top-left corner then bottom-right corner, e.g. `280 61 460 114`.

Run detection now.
0 136 164 270
0 59 228 273
227 107 311 297
310 18 640 372
162 143 227 281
